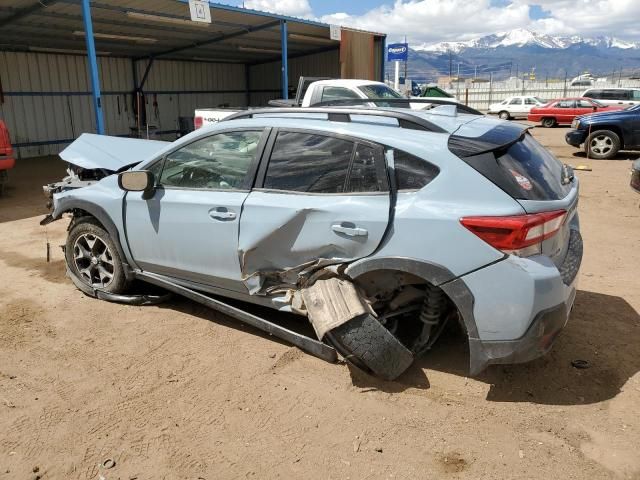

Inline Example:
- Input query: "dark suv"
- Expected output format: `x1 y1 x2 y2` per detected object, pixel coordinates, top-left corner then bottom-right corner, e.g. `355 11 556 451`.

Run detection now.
565 104 640 159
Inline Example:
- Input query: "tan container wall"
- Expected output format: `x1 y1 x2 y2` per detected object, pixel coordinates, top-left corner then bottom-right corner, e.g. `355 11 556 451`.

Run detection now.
340 30 375 80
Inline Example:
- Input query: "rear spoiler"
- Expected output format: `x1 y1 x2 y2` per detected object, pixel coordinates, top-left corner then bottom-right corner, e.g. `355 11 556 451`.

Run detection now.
448 121 529 157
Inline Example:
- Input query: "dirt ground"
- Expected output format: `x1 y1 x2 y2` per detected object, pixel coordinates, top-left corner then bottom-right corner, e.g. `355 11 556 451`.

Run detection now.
1 126 639 480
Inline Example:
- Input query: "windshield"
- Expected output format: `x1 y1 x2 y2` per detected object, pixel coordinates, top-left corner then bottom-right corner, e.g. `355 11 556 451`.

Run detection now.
591 99 605 107
358 84 403 99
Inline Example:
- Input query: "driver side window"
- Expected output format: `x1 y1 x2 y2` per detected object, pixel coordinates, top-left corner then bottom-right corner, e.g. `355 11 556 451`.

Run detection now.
159 130 262 190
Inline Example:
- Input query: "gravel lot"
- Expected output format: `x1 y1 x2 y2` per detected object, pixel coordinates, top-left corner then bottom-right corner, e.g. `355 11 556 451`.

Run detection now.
1 125 639 480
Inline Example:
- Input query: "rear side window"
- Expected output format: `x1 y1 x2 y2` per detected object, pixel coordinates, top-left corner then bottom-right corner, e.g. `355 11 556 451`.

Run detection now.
394 149 439 190
264 132 353 193
321 86 361 102
348 144 381 192
602 89 629 100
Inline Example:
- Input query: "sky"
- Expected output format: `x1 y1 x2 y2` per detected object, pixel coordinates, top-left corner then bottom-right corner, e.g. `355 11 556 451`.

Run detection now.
224 0 640 45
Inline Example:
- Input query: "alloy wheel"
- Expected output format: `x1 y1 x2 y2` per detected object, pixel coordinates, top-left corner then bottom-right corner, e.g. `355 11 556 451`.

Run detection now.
590 135 613 156
73 233 115 288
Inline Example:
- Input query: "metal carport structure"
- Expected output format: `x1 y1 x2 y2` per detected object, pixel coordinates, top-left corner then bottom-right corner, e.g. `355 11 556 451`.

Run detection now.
0 0 386 157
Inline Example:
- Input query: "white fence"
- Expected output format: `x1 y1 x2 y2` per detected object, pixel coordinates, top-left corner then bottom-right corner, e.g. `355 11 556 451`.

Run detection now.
446 80 640 110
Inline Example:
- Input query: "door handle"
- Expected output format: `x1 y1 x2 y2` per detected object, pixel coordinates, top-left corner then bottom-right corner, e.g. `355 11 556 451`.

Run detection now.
209 207 236 221
332 223 368 237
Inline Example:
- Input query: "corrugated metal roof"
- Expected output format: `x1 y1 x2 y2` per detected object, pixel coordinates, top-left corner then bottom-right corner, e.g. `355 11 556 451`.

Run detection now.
0 0 384 63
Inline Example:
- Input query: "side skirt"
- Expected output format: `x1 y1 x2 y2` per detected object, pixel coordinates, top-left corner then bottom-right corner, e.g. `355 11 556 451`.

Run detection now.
135 271 338 364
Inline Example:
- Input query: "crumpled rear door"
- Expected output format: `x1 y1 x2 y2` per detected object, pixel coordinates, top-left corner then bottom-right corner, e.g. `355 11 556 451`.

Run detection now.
237 130 391 293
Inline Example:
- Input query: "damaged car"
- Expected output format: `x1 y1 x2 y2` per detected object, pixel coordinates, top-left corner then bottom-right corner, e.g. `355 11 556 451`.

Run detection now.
43 106 582 380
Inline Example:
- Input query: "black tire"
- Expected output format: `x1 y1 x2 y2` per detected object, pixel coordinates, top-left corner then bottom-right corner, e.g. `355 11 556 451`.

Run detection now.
541 117 556 128
65 219 129 294
326 314 414 381
498 111 510 120
585 130 620 159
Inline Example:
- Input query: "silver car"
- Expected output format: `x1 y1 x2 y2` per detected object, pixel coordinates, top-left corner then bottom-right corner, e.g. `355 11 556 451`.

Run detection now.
43 106 582 380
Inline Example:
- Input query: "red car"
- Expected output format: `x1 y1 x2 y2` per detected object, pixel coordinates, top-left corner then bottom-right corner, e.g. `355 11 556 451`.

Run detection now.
0 120 15 195
528 97 623 127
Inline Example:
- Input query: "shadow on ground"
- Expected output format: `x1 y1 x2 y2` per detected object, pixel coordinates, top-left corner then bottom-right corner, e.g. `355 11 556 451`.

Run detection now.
572 151 640 160
148 287 638 401
417 289 640 405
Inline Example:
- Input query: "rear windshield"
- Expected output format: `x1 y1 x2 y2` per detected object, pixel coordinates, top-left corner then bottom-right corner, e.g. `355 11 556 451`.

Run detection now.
456 133 571 201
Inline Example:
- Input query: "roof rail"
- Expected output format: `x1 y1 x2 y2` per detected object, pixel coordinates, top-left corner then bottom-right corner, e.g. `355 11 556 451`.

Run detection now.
221 107 449 133
312 98 483 116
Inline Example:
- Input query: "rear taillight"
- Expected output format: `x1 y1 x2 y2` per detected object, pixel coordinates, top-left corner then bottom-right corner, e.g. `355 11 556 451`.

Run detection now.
460 210 567 256
194 116 203 129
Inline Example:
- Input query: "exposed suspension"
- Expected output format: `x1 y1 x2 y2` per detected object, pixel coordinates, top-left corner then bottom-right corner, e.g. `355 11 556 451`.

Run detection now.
414 283 448 354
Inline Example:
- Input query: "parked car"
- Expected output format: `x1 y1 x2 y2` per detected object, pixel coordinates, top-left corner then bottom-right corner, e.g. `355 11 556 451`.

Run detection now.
581 87 640 107
43 107 581 380
0 119 16 195
488 96 547 119
631 159 640 193
528 97 624 127
565 104 640 159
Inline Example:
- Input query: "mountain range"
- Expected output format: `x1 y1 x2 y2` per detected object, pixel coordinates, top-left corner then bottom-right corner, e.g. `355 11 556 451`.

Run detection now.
394 29 640 84
414 28 640 54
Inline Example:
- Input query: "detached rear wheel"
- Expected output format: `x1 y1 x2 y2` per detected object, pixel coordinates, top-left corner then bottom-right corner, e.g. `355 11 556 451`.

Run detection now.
586 130 620 159
65 220 129 294
325 314 414 381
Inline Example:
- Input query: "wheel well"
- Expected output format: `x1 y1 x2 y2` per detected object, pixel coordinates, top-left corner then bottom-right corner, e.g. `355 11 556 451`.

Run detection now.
350 268 464 351
589 125 623 143
68 209 104 230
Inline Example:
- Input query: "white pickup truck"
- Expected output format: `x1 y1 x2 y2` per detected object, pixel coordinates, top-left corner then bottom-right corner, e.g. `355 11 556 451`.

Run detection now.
194 77 474 129
194 77 407 129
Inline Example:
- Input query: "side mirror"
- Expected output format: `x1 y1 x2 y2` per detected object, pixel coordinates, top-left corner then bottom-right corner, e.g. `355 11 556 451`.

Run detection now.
118 170 155 198
593 106 597 111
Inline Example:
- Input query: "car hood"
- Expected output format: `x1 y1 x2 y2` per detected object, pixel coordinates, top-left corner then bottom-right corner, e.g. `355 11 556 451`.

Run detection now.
59 133 169 171
576 107 635 123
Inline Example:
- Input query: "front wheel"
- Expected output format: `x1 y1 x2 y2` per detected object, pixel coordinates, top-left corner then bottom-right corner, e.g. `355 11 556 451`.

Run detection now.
498 111 510 120
541 117 557 128
65 219 129 294
585 130 620 159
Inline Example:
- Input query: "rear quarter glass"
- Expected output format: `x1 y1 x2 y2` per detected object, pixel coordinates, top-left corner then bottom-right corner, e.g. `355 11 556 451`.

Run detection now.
451 132 571 201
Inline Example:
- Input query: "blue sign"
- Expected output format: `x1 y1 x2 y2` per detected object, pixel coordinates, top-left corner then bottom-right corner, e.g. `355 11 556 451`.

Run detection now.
387 43 408 61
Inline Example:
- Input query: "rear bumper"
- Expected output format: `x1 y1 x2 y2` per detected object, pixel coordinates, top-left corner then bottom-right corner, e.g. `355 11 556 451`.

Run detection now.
456 228 583 375
565 129 588 148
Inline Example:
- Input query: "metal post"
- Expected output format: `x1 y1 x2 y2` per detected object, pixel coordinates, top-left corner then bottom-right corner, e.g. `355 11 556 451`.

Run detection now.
379 36 386 82
280 20 288 100
394 61 399 91
81 0 104 134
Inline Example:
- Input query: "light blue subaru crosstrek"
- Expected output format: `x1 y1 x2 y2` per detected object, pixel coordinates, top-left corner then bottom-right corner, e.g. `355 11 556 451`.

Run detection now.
43 106 582 380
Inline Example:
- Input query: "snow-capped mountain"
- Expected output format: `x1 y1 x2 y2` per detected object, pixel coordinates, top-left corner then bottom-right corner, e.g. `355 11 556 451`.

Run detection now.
415 28 640 53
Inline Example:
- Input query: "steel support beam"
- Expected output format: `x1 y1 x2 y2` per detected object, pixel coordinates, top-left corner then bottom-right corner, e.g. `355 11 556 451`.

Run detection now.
80 0 104 134
139 57 155 89
141 20 280 60
0 0 60 28
281 20 288 99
